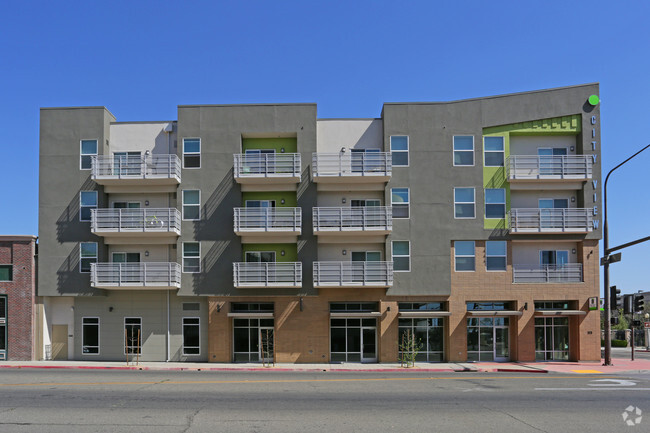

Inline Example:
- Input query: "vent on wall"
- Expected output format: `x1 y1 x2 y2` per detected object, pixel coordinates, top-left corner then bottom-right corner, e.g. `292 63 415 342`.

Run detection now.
183 303 200 311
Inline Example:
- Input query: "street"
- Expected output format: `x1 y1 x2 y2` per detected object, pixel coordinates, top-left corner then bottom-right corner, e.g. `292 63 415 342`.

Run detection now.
0 369 649 432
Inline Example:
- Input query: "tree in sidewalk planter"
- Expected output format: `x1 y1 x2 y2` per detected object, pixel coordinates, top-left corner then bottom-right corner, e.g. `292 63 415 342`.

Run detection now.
399 329 423 368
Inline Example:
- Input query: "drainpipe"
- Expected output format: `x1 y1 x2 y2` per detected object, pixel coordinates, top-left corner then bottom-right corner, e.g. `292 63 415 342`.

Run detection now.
166 289 170 362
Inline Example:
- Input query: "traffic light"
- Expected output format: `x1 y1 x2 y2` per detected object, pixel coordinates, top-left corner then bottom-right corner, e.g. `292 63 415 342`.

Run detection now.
623 294 634 315
610 286 621 311
634 295 645 313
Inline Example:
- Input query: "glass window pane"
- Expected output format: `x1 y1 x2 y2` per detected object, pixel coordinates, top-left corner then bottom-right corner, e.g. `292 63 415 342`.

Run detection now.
183 243 200 256
455 203 475 218
80 243 97 257
455 257 475 271
487 257 506 271
81 140 97 154
392 241 409 256
80 191 97 206
485 189 505 203
455 241 474 256
183 139 200 153
391 188 409 203
183 190 200 205
484 136 504 151
392 204 409 218
485 204 505 219
184 206 200 220
453 136 473 150
393 256 410 271
454 151 473 166
454 188 474 203
484 153 504 166
392 152 408 166
486 241 506 256
390 136 408 151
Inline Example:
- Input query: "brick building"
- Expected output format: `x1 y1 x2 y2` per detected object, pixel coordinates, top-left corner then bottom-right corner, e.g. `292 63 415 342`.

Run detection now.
0 235 38 360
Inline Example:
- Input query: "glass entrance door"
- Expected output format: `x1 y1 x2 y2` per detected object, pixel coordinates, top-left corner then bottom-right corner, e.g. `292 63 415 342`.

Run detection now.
361 327 377 363
259 327 274 363
494 327 510 361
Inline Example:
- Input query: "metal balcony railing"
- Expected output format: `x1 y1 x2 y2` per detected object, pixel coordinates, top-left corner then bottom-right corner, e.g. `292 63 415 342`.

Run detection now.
313 207 392 232
233 153 301 179
234 207 301 233
507 155 593 180
513 264 583 283
91 154 181 181
312 152 392 178
233 262 302 288
90 262 181 288
313 261 393 287
91 208 181 234
508 208 594 233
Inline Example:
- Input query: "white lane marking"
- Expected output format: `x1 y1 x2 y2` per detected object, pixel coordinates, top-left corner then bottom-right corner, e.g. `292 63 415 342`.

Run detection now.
589 379 637 387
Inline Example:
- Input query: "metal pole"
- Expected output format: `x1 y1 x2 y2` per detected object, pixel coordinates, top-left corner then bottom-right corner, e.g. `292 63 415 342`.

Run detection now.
603 143 650 366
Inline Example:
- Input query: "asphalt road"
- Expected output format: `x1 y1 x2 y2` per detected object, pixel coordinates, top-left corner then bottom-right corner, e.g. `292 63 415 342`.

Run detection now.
0 369 649 432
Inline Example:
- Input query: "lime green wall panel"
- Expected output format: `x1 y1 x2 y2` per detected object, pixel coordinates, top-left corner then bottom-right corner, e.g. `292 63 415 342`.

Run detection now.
242 137 298 153
242 244 297 262
242 192 297 207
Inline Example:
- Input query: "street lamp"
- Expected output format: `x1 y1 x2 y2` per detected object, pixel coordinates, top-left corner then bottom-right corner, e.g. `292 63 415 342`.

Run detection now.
603 143 650 366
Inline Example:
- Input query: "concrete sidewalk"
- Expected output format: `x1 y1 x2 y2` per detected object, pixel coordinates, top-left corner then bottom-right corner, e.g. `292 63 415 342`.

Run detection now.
1 357 649 374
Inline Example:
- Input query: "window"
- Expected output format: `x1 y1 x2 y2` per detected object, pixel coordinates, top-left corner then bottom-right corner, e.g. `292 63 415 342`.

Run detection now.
82 317 100 355
453 136 474 166
182 242 200 273
485 189 506 219
391 188 409 218
392 241 410 272
0 265 12 282
124 317 142 355
351 251 381 262
182 317 200 355
80 139 98 170
454 188 475 219
399 317 444 362
245 251 276 262
540 250 569 266
183 138 201 168
79 191 97 222
390 135 409 166
79 242 97 273
486 241 507 271
182 190 200 220
484 136 505 167
454 241 475 272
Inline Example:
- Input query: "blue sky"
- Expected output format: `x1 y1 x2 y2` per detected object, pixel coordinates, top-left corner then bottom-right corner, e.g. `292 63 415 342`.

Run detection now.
2 0 649 294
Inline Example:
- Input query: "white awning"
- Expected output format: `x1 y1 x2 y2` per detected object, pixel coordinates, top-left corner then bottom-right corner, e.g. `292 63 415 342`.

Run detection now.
535 310 587 316
330 312 382 318
227 312 274 318
398 311 452 318
467 310 523 317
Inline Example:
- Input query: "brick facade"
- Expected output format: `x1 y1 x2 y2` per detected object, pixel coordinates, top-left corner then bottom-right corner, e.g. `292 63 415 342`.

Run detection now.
0 236 37 361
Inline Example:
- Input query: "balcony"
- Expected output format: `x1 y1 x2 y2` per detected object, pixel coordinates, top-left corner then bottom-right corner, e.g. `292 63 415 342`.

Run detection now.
90 262 181 290
513 264 583 283
312 153 391 190
313 261 393 288
233 262 302 288
91 208 181 244
234 207 302 243
313 207 392 241
509 208 594 234
233 153 301 191
91 154 181 193
507 155 593 190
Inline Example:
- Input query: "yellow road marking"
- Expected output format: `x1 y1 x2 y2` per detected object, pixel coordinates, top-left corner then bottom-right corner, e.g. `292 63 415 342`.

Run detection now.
571 370 603 374
0 375 619 388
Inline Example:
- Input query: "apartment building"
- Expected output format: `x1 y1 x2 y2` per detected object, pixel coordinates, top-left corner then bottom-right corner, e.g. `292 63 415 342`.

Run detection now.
38 84 602 363
0 235 39 360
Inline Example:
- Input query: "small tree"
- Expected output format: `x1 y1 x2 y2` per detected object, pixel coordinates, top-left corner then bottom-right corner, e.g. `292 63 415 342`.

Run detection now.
612 308 629 331
399 330 422 368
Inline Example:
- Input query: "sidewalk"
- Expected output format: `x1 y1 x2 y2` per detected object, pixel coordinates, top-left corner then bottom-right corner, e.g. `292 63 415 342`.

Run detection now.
3 358 649 374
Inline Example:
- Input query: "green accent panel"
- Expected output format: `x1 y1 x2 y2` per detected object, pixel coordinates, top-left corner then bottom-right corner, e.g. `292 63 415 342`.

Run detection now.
482 133 510 230
242 192 297 207
588 95 600 106
242 137 297 153
242 244 297 262
483 115 581 136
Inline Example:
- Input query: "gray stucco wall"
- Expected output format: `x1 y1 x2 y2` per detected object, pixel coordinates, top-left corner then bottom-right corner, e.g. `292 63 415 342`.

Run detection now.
383 83 601 296
38 107 114 297
175 104 318 296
